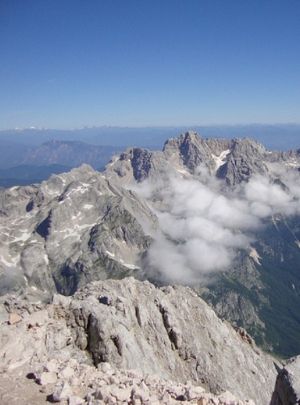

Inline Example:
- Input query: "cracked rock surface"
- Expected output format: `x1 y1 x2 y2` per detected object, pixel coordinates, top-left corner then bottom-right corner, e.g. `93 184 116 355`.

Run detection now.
0 277 277 404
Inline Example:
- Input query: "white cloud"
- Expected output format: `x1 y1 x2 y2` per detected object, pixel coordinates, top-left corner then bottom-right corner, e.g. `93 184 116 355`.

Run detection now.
133 166 300 285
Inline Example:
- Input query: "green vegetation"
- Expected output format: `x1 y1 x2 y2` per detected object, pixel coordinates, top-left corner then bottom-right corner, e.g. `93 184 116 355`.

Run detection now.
202 216 300 359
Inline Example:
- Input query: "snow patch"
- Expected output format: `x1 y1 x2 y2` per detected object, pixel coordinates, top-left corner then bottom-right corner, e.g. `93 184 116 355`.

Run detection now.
121 262 139 270
64 184 90 198
83 204 94 210
212 149 230 171
44 186 61 197
249 247 262 265
285 161 299 168
105 252 139 269
118 259 139 270
43 254 49 265
105 250 115 258
0 254 19 267
176 168 190 176
13 231 32 243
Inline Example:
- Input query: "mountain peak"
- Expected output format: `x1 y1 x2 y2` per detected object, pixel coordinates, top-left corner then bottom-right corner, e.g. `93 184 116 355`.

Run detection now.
182 130 200 141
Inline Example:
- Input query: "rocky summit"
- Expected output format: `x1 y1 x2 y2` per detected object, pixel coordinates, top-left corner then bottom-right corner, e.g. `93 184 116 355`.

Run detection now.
0 277 276 404
105 131 299 186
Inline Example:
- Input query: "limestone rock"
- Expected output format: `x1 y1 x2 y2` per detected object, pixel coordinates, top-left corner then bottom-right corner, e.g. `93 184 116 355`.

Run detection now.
217 138 269 186
38 371 58 385
271 356 300 405
52 381 73 402
0 164 157 296
68 396 85 405
8 312 22 325
66 278 277 404
0 278 278 404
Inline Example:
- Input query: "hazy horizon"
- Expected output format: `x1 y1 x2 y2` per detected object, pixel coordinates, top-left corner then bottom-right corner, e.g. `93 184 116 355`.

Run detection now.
0 123 299 153
2 122 300 132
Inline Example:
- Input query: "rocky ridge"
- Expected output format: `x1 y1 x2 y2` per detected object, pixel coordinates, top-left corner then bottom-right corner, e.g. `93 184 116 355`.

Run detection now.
0 278 277 404
270 356 300 405
105 131 300 186
0 164 157 296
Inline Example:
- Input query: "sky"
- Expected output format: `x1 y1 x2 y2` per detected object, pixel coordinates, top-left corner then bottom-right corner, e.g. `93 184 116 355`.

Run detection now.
0 0 300 129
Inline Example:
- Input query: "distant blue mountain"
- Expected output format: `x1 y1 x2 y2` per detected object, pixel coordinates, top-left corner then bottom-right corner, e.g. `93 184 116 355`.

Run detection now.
0 124 299 150
0 164 69 188
21 140 122 170
0 140 123 186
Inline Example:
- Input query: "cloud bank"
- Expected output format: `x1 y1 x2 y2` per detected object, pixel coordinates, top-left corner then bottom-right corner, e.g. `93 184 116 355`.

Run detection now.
133 166 300 284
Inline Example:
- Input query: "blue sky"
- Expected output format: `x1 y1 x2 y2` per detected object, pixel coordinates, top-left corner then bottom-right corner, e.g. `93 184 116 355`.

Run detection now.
0 0 300 129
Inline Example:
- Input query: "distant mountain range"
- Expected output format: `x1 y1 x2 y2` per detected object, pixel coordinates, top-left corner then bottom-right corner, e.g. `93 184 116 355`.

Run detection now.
0 140 123 186
1 123 300 150
0 164 69 188
0 124 299 186
21 140 122 170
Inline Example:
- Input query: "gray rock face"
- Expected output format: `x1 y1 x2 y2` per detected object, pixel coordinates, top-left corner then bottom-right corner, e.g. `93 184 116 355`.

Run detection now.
199 252 266 336
128 148 153 181
0 164 157 296
106 148 170 185
106 131 300 186
0 277 277 404
217 138 269 186
106 131 233 183
163 131 230 173
271 356 300 405
68 278 277 404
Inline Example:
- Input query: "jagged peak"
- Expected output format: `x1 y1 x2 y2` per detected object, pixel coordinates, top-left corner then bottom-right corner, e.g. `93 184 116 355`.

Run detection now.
118 146 151 160
163 131 201 152
230 137 266 152
181 130 201 141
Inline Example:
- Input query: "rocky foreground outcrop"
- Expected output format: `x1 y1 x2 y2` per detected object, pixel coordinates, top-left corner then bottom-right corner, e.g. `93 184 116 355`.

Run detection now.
0 278 278 404
271 356 300 405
